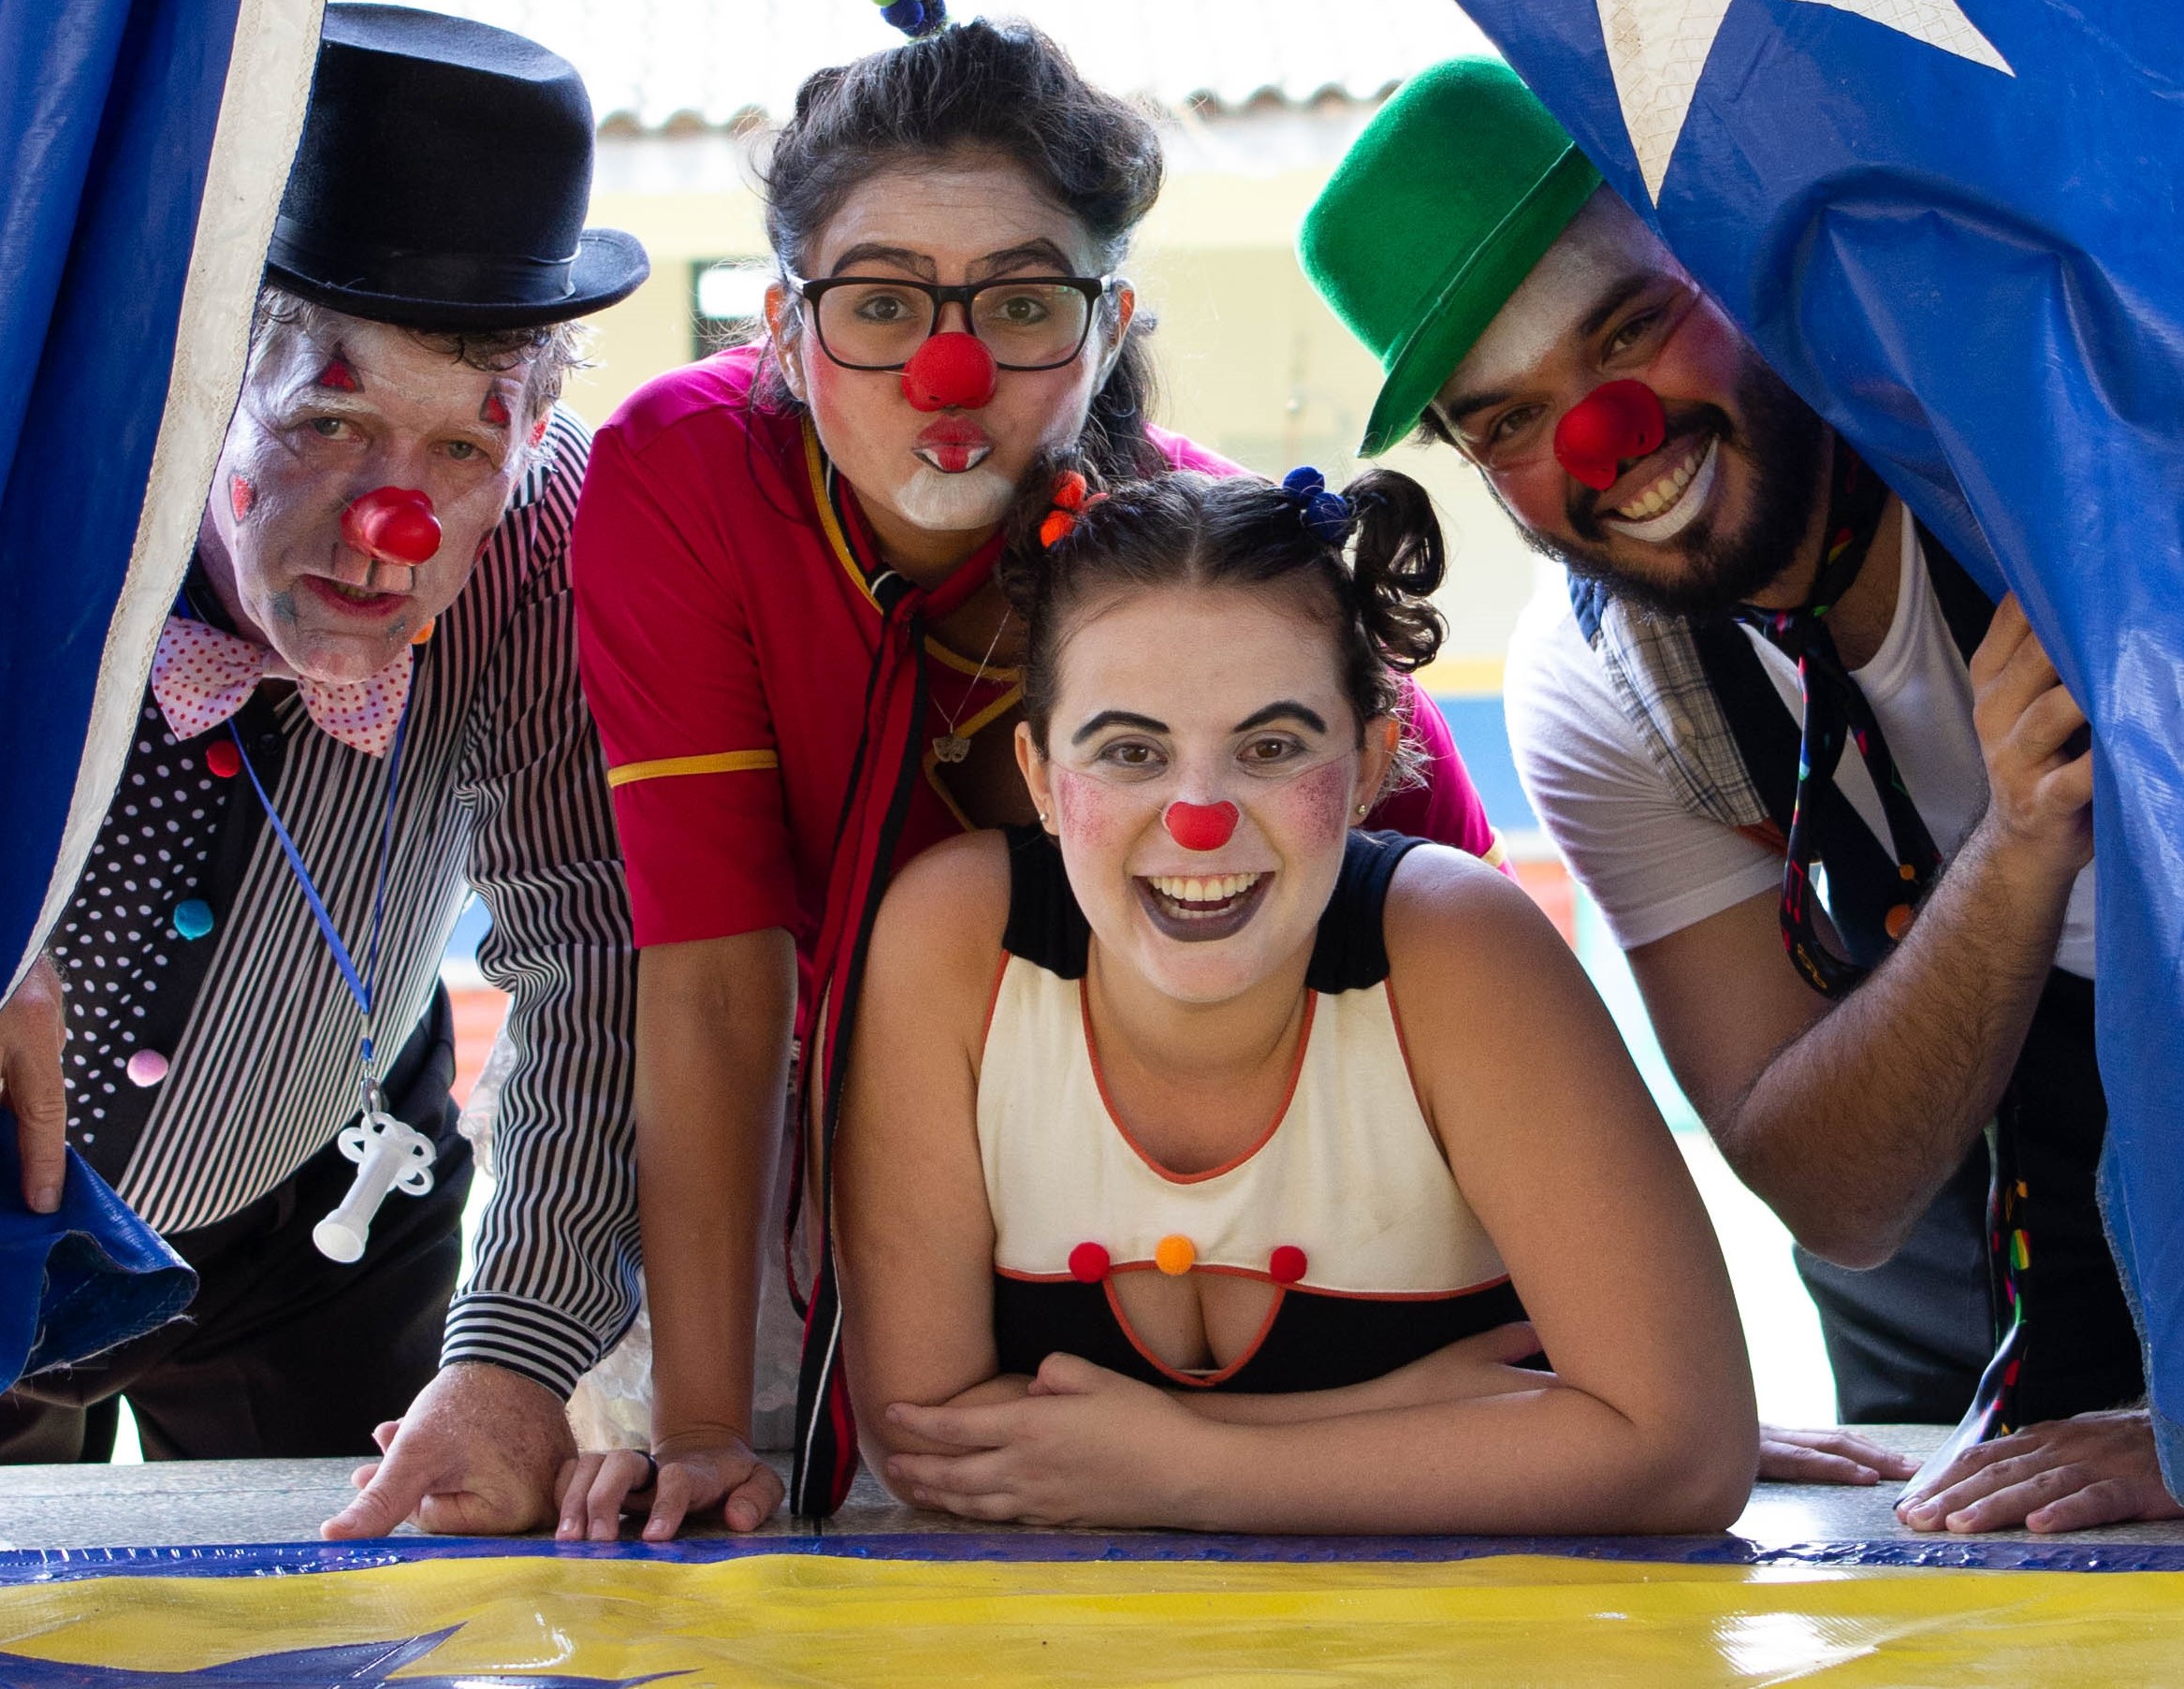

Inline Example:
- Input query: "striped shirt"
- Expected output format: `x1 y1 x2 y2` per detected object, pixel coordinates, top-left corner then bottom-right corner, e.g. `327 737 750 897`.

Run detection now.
44 406 638 1399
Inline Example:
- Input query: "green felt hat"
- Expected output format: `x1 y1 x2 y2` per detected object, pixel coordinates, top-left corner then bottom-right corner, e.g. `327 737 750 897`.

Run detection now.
1301 57 1602 457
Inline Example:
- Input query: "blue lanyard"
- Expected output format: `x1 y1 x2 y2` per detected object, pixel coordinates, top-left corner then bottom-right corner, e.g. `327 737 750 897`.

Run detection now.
226 702 412 1105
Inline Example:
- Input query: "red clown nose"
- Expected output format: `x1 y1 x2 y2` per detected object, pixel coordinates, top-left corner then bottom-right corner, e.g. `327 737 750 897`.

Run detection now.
340 487 441 566
1552 380 1667 492
901 332 998 413
1164 800 1239 852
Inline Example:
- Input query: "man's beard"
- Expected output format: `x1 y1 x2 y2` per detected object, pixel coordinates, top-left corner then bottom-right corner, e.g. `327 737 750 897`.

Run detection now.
1535 357 1829 620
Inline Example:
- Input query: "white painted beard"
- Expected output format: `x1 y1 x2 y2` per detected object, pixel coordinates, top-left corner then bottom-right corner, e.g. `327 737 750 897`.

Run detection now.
887 463 1015 532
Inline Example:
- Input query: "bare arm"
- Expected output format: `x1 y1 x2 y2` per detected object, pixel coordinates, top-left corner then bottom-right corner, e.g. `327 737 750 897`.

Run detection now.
1629 595 2093 1267
623 930 794 1536
836 833 1014 1470
1 955 67 1213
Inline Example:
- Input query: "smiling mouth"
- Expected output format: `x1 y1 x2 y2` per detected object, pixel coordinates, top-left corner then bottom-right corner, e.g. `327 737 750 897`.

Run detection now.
1136 871 1272 943
1601 435 1720 543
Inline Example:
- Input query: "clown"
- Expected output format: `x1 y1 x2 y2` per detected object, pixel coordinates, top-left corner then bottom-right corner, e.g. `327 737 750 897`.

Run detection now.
831 466 1759 1534
1302 59 2175 1533
566 19 1510 1536
0 6 656 1538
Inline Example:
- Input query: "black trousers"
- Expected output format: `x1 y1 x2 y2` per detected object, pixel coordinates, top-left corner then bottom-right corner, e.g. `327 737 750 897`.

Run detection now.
1798 969 2141 1426
0 989 470 1463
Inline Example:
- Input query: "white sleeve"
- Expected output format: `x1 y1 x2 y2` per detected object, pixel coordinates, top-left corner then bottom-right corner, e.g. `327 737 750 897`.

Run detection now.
1502 579 1783 952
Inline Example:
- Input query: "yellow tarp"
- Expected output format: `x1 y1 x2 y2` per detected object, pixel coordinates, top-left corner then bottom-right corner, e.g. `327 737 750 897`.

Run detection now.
4 1553 2183 1685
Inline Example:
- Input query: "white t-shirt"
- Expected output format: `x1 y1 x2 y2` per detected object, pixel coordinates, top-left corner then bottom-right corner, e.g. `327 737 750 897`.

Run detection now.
1504 517 2097 977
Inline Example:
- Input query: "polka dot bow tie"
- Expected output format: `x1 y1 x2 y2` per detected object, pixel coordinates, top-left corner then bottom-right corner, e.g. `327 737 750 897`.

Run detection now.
151 616 413 758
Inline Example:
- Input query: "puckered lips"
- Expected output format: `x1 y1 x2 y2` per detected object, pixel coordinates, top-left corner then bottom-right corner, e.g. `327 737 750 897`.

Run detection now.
1598 431 1721 545
914 415 994 474
1135 869 1274 943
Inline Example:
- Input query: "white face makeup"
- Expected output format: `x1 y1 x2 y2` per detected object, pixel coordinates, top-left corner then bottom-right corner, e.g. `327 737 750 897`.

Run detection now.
1018 586 1391 1008
1444 187 1682 404
204 313 534 684
769 153 1131 558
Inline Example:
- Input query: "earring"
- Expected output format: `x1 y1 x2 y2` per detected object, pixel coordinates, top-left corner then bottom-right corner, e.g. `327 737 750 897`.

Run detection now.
1038 809 1050 824
1355 802 1369 818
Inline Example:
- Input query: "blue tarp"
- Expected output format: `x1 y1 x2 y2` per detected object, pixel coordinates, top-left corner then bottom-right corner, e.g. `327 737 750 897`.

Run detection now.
0 0 249 996
1454 0 2184 1484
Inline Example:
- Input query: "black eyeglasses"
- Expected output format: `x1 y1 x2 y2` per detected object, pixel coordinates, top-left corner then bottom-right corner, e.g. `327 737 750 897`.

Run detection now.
788 273 1115 372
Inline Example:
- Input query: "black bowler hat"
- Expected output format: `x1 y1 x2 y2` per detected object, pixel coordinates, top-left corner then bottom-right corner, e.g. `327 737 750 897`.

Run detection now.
265 4 648 329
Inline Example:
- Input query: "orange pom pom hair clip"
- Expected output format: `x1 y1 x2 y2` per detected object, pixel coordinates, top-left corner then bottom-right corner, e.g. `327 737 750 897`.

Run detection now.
1039 470 1105 549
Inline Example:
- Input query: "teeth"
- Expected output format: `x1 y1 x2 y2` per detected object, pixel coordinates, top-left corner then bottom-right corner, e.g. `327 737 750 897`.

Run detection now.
1613 440 1706 520
328 582 376 602
1147 872 1261 907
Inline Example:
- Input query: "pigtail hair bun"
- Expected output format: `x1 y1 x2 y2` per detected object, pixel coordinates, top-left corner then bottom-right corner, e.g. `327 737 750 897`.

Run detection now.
999 449 1104 623
1341 468 1447 674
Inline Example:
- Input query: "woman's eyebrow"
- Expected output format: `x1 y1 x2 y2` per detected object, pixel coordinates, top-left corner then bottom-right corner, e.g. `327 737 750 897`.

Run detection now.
970 239 1079 279
829 242 934 278
1071 708 1168 745
1234 701 1328 735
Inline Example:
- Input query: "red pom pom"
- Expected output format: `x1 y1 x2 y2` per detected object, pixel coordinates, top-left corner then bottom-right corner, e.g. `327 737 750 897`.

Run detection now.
1040 509 1078 549
205 740 241 779
1268 1245 1308 1285
900 332 997 412
1052 471 1087 512
341 487 442 565
1068 1241 1111 1283
1552 379 1667 492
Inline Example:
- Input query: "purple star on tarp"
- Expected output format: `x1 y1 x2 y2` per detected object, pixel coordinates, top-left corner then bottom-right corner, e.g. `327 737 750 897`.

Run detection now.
0 1626 686 1686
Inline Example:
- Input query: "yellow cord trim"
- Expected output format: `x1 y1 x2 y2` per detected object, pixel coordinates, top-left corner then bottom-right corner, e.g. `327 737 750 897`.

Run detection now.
803 424 880 611
608 750 780 789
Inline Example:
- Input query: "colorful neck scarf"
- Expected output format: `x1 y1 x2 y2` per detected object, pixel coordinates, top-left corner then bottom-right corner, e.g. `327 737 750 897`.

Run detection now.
1735 445 1940 997
152 616 413 758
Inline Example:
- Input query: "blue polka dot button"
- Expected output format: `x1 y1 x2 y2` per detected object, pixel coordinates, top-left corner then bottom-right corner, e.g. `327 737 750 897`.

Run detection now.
171 898 213 939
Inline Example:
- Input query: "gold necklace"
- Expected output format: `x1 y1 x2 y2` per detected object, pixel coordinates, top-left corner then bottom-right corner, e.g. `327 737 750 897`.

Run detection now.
931 608 1011 764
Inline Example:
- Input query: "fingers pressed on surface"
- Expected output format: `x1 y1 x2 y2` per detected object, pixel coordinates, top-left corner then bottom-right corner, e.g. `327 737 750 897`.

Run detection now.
641 1463 704 1542
1769 1448 1879 1485
2027 1478 2138 1535
909 1485 1021 1522
722 1462 785 1533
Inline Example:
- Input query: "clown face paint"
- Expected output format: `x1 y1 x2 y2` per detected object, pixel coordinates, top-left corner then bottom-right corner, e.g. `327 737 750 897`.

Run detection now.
770 153 1132 571
1434 188 1830 617
199 312 536 684
1018 585 1386 1008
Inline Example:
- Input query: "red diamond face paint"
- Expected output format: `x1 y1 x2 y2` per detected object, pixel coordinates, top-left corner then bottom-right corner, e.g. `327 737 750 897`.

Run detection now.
530 415 548 447
229 474 255 521
481 393 512 428
314 356 361 392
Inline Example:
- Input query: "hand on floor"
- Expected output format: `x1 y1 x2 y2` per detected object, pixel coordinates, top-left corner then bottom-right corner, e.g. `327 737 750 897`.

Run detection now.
320 1360 574 1537
1897 1408 2184 1533
1757 1425 1918 1485
554 1432 782 1542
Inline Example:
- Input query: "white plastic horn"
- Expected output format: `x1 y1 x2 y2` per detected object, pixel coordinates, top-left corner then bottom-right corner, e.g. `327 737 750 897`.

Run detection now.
313 1110 436 1264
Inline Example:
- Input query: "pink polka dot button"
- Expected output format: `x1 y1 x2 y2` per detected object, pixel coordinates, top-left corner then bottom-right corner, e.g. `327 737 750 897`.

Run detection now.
124 1049 169 1086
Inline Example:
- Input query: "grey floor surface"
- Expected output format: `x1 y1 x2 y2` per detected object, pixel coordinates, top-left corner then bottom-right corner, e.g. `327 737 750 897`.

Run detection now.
4 1424 2183 1554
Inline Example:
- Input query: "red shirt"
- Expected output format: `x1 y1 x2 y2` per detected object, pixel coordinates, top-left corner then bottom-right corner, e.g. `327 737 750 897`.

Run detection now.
574 346 1501 978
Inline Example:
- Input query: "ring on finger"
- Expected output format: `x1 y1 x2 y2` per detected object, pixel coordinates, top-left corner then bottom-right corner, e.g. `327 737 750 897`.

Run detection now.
634 1450 659 1492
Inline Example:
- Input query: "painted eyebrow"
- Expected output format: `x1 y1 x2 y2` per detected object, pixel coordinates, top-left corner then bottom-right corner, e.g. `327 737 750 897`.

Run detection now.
829 243 935 278
1234 701 1328 735
969 239 1079 280
1071 709 1168 745
1440 272 1664 426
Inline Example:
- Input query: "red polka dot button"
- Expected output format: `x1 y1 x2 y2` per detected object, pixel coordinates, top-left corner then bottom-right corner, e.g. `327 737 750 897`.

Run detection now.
1068 1242 1111 1283
1268 1245 1308 1285
205 740 241 778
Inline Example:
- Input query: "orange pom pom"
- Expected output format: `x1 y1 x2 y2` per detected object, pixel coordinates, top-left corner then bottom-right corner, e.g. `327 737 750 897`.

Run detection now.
1052 470 1088 512
1154 1233 1196 1276
1040 509 1078 548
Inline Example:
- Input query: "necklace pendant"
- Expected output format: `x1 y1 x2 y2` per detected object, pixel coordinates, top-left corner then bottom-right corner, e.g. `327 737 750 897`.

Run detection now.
932 734 971 764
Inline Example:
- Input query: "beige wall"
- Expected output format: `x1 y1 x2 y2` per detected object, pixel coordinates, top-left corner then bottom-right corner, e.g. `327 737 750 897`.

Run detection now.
569 138 1535 687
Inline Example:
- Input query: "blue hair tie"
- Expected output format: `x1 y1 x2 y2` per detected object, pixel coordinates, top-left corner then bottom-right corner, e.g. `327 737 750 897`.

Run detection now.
1282 466 1352 546
878 0 947 37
